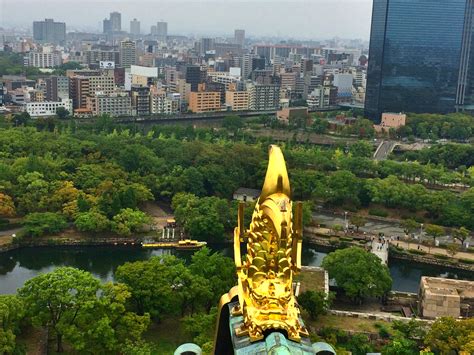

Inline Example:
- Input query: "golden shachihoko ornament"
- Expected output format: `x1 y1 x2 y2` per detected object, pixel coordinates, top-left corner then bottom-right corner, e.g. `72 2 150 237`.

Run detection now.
232 145 308 342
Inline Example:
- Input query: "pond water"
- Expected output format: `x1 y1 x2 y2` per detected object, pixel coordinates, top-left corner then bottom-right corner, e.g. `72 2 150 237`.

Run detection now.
0 244 472 294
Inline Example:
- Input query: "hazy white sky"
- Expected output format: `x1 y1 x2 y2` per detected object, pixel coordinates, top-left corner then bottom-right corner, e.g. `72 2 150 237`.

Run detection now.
0 0 373 39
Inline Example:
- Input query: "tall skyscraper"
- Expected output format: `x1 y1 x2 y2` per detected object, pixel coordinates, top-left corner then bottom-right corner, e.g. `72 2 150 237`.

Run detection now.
33 19 66 44
130 18 140 35
365 0 474 120
103 18 112 34
200 38 215 55
234 29 245 47
110 12 121 32
156 21 168 41
119 40 137 68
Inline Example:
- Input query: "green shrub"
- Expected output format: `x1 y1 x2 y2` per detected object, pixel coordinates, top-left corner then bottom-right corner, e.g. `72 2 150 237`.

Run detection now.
434 253 449 260
459 258 474 264
408 249 426 256
413 215 425 223
23 212 68 238
374 323 391 339
368 208 388 217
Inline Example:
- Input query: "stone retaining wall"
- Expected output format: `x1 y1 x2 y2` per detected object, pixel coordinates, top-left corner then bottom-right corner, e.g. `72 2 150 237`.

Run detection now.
390 250 474 272
327 309 433 324
303 229 474 272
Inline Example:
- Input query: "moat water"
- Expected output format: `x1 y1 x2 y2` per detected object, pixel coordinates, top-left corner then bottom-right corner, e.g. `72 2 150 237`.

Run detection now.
0 244 473 294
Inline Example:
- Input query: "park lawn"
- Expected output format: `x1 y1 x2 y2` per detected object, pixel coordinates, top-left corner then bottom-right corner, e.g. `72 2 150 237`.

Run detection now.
295 268 326 293
307 314 393 334
144 318 192 355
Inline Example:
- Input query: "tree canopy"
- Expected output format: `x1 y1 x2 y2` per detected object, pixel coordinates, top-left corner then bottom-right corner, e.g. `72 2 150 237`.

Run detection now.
322 247 392 303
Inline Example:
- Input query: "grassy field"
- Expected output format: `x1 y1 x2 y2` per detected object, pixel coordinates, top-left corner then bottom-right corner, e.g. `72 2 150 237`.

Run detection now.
295 267 326 293
143 318 192 354
306 313 392 334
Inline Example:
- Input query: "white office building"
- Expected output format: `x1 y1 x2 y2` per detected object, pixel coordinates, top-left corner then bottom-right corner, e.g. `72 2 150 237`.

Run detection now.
24 98 73 117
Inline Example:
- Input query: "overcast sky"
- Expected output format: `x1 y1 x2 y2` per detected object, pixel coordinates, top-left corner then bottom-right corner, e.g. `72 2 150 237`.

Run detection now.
0 0 373 39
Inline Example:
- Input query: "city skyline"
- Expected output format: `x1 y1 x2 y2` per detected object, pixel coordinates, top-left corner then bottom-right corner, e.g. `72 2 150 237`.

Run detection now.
0 0 372 40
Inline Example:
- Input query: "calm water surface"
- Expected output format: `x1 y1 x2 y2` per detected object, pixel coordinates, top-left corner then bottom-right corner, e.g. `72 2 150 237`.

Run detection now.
0 244 472 294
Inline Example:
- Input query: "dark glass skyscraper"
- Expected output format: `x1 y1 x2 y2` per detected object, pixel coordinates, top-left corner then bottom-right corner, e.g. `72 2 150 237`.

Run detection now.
365 0 474 120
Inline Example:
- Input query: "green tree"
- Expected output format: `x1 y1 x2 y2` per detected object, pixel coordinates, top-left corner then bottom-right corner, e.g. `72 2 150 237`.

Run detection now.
424 317 474 354
62 282 150 353
401 219 419 236
0 295 25 354
182 307 217 349
12 112 30 127
23 212 68 237
111 208 150 236
424 224 445 246
446 243 460 257
297 291 333 320
382 336 418 355
172 193 231 242
55 107 70 119
188 248 236 309
115 256 182 319
453 226 470 246
312 117 329 134
349 215 366 232
391 318 427 342
18 267 102 352
0 192 15 217
222 115 244 132
349 141 373 158
74 210 110 233
322 247 392 304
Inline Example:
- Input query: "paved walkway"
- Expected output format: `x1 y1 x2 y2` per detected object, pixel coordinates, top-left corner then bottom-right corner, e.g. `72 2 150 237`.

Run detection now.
371 239 389 264
391 240 474 261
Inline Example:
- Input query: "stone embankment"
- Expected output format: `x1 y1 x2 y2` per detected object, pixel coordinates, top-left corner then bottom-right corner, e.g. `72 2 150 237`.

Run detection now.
303 227 474 272
0 237 141 253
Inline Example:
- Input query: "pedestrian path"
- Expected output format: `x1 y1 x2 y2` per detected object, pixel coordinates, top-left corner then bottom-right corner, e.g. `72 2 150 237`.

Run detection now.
371 238 389 265
390 240 474 261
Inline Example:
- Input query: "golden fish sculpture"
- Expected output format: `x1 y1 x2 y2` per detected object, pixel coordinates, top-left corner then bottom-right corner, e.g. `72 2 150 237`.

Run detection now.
232 145 308 343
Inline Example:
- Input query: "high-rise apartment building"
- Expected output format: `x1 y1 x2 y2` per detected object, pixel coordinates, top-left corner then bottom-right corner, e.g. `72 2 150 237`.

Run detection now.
103 12 121 34
247 83 280 111
130 19 140 35
69 75 115 109
119 40 137 68
185 65 205 91
200 38 215 55
110 12 121 32
86 92 131 116
189 91 221 113
156 22 168 41
33 19 66 44
46 76 70 101
103 19 111 34
0 83 4 106
131 86 151 115
234 29 245 47
365 0 474 120
226 87 249 111
26 51 62 68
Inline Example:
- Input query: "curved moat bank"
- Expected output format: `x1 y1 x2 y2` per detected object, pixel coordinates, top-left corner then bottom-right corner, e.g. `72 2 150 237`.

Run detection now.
0 244 473 294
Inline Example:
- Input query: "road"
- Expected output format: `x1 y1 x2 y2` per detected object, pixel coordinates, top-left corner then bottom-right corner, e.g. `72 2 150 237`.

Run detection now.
373 141 397 161
313 210 405 237
312 210 473 247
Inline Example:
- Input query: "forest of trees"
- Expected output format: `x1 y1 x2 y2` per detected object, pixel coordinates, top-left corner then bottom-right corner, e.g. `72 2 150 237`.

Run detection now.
0 114 474 242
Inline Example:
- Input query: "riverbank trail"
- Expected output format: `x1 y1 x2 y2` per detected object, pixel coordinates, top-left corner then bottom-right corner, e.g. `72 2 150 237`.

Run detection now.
390 240 474 261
